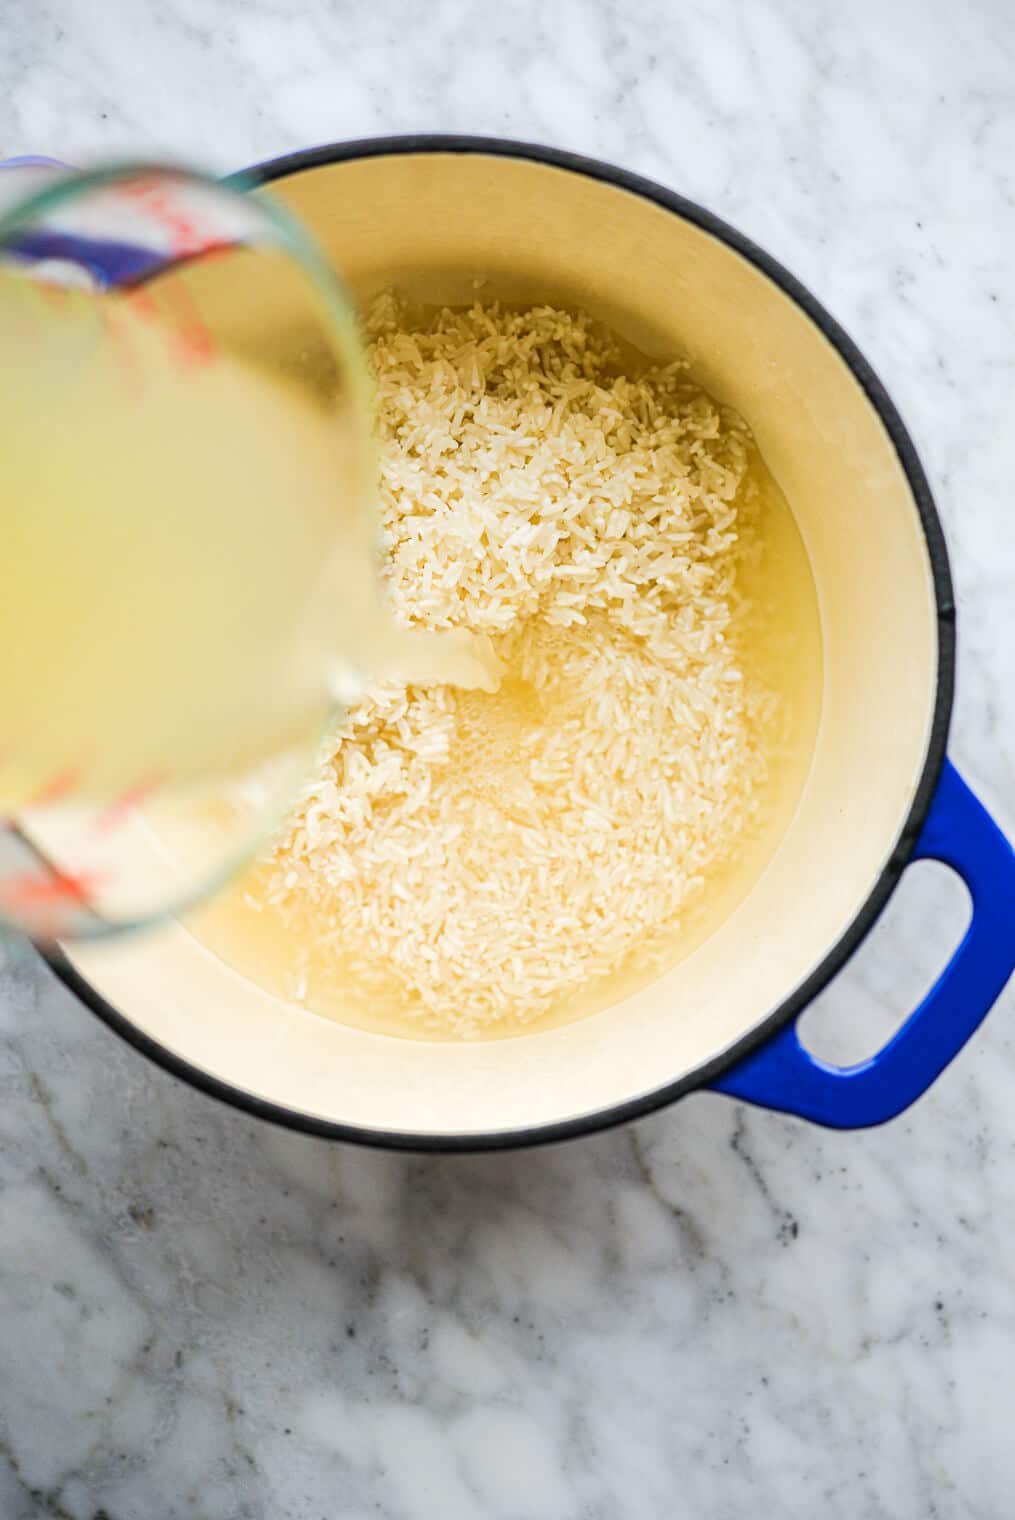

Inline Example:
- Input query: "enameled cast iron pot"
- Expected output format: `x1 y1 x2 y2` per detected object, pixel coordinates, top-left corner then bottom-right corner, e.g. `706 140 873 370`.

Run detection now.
49 137 1015 1149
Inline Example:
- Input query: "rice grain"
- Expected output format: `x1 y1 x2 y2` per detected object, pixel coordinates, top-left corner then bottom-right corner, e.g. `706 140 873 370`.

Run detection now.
253 301 769 1036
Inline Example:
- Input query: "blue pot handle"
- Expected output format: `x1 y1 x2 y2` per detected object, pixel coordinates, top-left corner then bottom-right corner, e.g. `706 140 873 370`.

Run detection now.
709 760 1015 1128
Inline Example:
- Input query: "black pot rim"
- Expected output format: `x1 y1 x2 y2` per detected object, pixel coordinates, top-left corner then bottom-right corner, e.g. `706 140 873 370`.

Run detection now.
45 134 955 1153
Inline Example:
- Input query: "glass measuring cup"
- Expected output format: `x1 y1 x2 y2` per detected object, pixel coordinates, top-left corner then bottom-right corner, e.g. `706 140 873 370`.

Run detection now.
0 161 375 942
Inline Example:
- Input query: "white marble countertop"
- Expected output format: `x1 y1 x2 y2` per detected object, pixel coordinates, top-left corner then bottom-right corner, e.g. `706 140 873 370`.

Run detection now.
1 2 1014 1516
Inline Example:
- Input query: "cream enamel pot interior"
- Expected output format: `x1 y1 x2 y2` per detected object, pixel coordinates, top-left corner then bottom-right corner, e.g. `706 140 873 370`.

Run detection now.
49 138 1015 1149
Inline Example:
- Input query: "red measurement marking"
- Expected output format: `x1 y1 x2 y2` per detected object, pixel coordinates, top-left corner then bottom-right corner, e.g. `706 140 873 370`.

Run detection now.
115 178 207 257
96 773 163 832
27 766 82 807
120 283 218 377
195 241 233 263
36 281 74 306
159 277 216 370
0 865 102 907
122 286 162 325
102 303 144 394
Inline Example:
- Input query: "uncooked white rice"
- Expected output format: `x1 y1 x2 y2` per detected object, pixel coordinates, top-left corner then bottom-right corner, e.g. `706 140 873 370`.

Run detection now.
253 300 768 1035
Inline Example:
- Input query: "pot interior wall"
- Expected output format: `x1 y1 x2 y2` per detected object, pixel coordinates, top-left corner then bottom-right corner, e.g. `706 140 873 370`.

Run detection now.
64 152 940 1139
